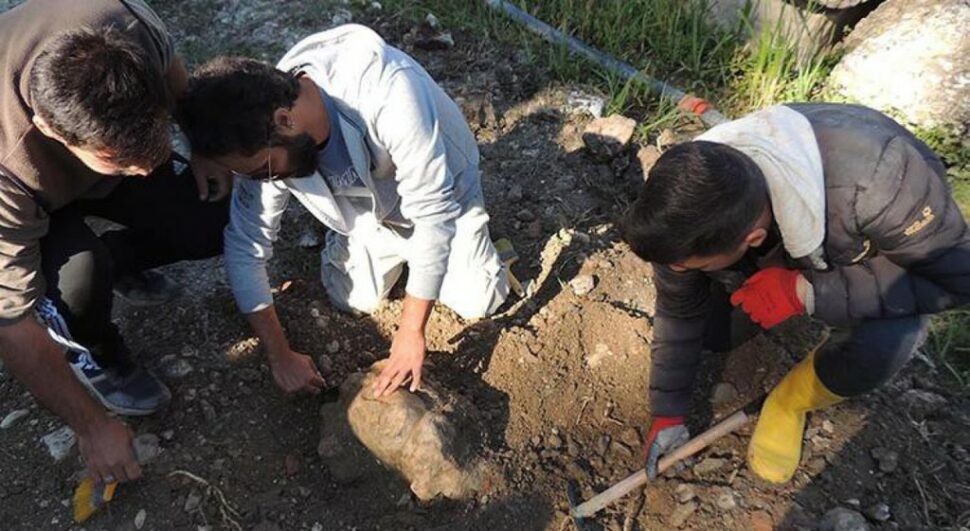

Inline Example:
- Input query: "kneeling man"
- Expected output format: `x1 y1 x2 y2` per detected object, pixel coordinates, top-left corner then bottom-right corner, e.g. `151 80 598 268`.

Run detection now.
179 25 510 398
621 103 969 484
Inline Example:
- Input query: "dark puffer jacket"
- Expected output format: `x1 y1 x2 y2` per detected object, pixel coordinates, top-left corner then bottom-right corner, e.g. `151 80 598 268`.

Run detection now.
650 103 970 417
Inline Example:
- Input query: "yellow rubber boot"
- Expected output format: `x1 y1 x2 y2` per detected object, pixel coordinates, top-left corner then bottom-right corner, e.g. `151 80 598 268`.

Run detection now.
748 353 844 483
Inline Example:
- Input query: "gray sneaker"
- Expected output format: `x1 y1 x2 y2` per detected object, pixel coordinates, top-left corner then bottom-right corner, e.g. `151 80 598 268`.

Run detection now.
68 352 172 416
114 270 180 307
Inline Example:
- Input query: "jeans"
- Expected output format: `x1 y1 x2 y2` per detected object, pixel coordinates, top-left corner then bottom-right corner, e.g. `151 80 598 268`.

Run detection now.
38 157 229 366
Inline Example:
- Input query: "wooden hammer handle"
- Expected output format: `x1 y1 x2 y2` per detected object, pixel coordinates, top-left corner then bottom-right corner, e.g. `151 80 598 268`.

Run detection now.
572 410 749 519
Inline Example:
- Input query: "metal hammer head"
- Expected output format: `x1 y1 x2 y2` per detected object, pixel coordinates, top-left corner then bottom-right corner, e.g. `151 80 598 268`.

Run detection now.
566 479 592 531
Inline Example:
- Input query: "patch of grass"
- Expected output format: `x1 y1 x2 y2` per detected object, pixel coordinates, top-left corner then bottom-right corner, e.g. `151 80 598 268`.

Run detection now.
925 310 970 392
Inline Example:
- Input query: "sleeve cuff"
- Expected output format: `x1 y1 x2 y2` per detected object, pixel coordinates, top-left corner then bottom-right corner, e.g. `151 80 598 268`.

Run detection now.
405 272 445 301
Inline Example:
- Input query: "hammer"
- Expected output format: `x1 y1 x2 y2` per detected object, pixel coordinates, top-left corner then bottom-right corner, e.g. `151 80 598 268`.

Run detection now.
567 410 750 529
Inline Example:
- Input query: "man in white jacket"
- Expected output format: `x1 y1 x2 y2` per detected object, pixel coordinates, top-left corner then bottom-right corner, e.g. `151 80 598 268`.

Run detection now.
178 25 509 397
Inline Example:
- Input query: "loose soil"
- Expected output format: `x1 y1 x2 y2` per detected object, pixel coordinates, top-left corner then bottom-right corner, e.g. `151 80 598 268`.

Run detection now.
0 2 968 530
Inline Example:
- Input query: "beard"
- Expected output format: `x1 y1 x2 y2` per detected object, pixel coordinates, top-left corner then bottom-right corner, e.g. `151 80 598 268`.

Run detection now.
273 132 319 179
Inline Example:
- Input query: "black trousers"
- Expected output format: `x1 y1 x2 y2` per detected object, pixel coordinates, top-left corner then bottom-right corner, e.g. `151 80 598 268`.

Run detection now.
705 283 930 397
38 158 229 365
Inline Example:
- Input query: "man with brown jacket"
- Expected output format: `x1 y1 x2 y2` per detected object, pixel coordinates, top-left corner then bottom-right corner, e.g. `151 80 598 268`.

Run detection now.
0 0 229 485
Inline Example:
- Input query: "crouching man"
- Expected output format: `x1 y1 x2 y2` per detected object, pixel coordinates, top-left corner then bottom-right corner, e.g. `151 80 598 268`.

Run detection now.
178 25 510 398
621 103 969 484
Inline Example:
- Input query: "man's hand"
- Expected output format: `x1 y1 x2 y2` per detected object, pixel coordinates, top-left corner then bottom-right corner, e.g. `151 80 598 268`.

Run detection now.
269 349 325 395
373 327 426 398
189 155 233 202
78 417 141 484
730 267 806 329
644 416 689 479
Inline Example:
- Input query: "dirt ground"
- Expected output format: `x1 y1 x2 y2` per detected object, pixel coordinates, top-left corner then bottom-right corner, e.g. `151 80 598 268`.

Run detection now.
1 1 969 530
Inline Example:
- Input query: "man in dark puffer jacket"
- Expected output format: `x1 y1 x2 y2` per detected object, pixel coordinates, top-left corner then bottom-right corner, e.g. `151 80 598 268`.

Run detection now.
621 103 969 484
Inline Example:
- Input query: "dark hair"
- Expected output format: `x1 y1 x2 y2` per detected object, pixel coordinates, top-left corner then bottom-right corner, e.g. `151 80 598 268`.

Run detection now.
620 141 768 265
29 27 171 168
177 57 301 158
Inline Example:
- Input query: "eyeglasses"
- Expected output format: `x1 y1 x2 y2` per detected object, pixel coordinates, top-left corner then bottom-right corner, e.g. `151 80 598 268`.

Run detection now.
232 147 292 182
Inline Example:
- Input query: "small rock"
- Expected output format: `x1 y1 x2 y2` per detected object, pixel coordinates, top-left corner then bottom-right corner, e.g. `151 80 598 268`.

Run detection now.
162 358 193 379
183 489 203 513
716 490 737 511
161 430 175 441
317 354 335 376
134 509 147 530
298 230 322 248
865 502 891 523
566 437 580 457
620 428 641 448
636 145 662 179
582 115 637 160
675 484 696 503
132 434 161 464
40 426 76 462
367 2 382 11
822 420 835 434
200 400 217 423
331 7 353 25
515 208 536 222
819 507 871 531
507 184 523 202
530 435 542 447
1 409 29 429
569 275 596 296
547 434 563 449
584 343 614 369
326 340 341 355
595 435 610 457
899 389 947 421
711 382 739 405
870 447 899 473
311 524 324 531
750 511 774 531
656 128 678 148
693 457 726 475
610 441 633 459
566 90 605 118
669 500 698 528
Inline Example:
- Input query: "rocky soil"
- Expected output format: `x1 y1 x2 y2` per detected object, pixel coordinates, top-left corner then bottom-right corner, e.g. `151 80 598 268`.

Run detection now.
0 1 968 530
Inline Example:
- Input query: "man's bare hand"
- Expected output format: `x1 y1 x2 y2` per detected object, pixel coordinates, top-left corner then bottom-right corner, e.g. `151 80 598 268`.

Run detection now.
78 417 141 484
190 155 233 202
373 327 426 398
269 349 325 395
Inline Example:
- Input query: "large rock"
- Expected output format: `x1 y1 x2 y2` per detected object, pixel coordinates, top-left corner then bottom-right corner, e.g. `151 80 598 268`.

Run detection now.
319 363 496 501
582 115 637 160
829 0 970 135
709 0 872 59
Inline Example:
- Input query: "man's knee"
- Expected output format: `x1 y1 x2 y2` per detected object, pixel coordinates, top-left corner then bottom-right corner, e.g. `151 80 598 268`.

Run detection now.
816 316 930 396
441 267 510 320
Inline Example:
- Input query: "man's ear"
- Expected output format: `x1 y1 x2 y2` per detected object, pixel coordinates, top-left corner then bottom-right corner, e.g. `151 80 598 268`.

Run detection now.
272 108 295 132
32 113 65 142
745 227 769 249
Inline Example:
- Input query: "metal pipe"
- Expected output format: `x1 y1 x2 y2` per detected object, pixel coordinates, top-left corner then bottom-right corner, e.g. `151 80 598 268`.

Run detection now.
483 0 729 127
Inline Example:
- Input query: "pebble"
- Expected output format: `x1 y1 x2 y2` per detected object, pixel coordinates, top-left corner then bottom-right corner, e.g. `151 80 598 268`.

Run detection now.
636 145 662 177
669 500 698 528
162 357 194 379
750 511 774 531
161 430 175 441
585 343 614 369
566 90 605 118
132 433 161 464
566 437 580 457
866 502 891 523
595 435 610 457
822 420 835 434
331 7 353 25
819 507 871 531
610 441 633 459
547 433 563 450
898 389 947 421
298 230 322 248
326 340 341 355
716 491 737 511
317 354 335 375
184 489 203 512
675 484 696 503
507 184 523 202
40 426 76 462
1 409 29 429
582 115 637 160
515 208 536 222
200 400 217 424
620 428 641 448
711 383 738 405
870 447 899 473
569 275 596 296
693 457 726 475
530 435 542 447
134 509 147 530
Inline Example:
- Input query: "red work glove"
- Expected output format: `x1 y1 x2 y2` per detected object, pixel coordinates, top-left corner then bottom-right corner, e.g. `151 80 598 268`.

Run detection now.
644 416 689 479
730 267 805 329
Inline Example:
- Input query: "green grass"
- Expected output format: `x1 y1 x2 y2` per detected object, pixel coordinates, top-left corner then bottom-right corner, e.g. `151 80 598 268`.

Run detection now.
926 310 970 392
